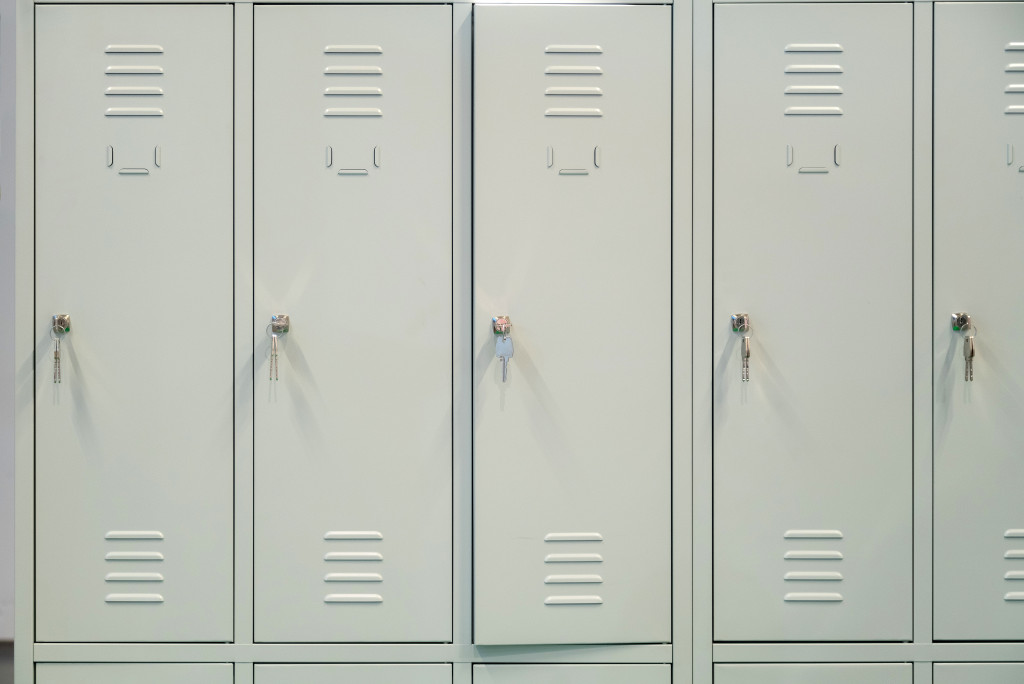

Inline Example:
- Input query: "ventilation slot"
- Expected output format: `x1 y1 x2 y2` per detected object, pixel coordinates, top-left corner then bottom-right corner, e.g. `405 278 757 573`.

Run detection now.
545 108 603 117
106 87 163 96
106 45 163 53
325 66 383 75
324 108 382 117
785 43 843 53
105 108 163 117
104 530 166 605
546 87 603 96
545 66 603 75
785 86 842 95
325 45 382 54
545 532 604 542
323 530 385 605
542 531 604 607
325 87 382 96
545 595 603 605
545 575 603 584
783 529 844 603
546 45 602 53
106 66 164 74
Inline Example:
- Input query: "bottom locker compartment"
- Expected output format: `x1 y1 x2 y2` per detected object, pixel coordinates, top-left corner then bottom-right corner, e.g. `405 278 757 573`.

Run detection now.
714 664 911 684
935 664 1024 684
257 665 451 684
474 665 669 684
37 664 232 684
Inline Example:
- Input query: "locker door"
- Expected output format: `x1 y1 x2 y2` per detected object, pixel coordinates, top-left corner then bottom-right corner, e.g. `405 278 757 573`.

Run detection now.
934 664 1024 684
933 2 1024 641
714 664 912 684
473 665 670 684
37 664 233 684
256 665 451 684
253 5 453 643
473 5 671 645
713 3 913 642
34 5 234 642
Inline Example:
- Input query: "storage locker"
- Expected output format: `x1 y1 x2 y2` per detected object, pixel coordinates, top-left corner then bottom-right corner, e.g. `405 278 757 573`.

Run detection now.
934 663 1024 684
473 4 672 645
712 3 913 641
34 4 234 642
253 5 453 643
36 664 232 684
714 664 912 684
933 1 1024 641
473 665 670 684
256 664 451 684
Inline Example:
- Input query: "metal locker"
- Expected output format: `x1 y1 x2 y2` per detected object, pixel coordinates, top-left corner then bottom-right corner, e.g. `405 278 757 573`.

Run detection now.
473 4 671 645
934 663 1024 684
714 664 912 684
253 5 453 643
36 664 233 684
256 664 451 684
473 665 670 684
933 1 1024 641
712 3 913 641
34 5 234 642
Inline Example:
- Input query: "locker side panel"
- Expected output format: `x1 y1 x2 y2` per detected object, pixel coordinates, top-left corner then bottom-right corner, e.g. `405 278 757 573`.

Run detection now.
933 1 1024 641
712 2 913 642
714 664 912 684
256 664 452 684
34 4 234 642
473 665 670 684
253 5 453 643
473 4 672 646
36 664 233 684
934 664 1024 684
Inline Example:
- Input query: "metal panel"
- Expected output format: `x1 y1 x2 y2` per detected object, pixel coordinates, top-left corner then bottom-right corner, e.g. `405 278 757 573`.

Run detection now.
34 4 233 642
473 4 671 645
474 665 669 684
36 664 232 684
256 665 451 684
935 664 1024 684
253 5 453 643
715 664 911 684
933 1 1024 642
713 3 913 642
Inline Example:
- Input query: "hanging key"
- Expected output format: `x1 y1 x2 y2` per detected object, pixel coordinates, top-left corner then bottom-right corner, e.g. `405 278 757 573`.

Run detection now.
51 314 71 384
732 313 751 382
269 314 290 381
964 334 975 382
952 312 974 382
492 315 513 383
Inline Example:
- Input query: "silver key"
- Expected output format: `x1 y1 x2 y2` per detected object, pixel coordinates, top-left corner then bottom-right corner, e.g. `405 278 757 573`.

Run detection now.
53 338 61 384
964 334 975 382
270 333 279 381
495 336 514 382
741 336 750 382
269 314 290 381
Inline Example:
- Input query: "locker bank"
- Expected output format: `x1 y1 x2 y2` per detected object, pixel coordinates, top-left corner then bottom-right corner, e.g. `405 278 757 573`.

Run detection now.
5 0 1024 681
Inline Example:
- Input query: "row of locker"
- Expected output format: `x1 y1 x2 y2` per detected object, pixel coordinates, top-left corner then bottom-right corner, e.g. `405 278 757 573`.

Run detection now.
29 0 1024 649
31 663 1024 684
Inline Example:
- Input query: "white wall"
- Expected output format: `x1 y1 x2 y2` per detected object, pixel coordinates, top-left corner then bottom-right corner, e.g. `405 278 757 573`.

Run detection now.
0 0 18 642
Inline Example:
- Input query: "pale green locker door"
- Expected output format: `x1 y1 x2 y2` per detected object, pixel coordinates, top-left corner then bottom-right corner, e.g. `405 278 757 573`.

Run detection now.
713 3 913 641
37 664 233 684
256 665 451 684
34 4 234 642
253 5 453 643
473 4 672 645
473 665 670 684
715 664 912 684
934 664 1024 684
934 1 1024 641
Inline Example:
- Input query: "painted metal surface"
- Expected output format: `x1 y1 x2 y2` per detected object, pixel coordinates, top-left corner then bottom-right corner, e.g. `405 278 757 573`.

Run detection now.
715 664 912 684
473 665 670 684
36 664 232 684
34 4 234 642
933 1 1024 642
256 664 451 684
473 4 671 646
253 4 453 643
935 663 1024 684
713 2 913 642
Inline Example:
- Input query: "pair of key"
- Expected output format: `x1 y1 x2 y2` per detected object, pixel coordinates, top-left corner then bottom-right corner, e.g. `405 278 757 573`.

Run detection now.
269 314 290 381
493 316 514 383
51 314 71 384
952 312 975 382
732 314 751 382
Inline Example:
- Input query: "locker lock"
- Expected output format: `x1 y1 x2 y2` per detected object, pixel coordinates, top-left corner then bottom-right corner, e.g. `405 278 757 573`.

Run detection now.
50 314 70 385
492 316 511 337
269 314 290 382
951 312 971 332
731 313 751 382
